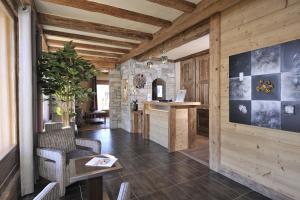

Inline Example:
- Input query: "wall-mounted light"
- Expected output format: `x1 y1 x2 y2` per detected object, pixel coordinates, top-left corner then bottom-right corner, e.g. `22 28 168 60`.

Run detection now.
147 61 153 68
101 69 109 73
160 50 168 64
161 56 168 64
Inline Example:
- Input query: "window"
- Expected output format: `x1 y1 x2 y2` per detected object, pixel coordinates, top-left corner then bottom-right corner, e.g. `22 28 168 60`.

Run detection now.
157 85 163 98
97 84 109 111
0 3 17 159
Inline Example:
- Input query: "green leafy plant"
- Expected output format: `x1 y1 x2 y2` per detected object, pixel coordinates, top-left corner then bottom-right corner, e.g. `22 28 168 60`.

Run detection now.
38 41 97 127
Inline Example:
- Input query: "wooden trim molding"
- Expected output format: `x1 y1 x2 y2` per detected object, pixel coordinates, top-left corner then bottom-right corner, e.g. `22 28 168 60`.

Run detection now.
43 0 172 27
97 80 109 85
174 49 209 62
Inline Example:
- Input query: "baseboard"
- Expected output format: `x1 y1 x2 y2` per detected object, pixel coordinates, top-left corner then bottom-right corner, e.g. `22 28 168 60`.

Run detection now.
219 166 295 200
179 151 209 167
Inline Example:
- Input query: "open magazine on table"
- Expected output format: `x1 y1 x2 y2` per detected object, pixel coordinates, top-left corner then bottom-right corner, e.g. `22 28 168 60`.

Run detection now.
85 154 118 168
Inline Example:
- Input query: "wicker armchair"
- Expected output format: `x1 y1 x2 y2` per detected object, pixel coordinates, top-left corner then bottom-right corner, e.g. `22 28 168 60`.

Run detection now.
44 121 77 134
33 182 60 200
36 127 101 196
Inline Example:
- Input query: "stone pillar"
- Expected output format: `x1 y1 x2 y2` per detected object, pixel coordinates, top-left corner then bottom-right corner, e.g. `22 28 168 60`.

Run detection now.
109 70 121 129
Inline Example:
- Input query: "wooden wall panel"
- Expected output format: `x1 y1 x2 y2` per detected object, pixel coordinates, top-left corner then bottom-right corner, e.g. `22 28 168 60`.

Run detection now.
180 58 196 101
195 53 209 105
219 1 300 199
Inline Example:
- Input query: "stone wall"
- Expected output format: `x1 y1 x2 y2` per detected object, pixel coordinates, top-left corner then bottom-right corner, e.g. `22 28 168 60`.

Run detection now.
109 70 121 129
119 59 176 132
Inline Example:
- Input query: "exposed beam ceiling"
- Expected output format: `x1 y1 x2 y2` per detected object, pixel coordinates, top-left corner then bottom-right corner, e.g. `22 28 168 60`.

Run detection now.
90 60 116 69
120 0 241 63
43 0 172 27
22 0 50 51
49 46 119 62
44 29 139 49
147 0 196 12
79 55 119 63
68 49 122 58
47 39 130 54
137 20 209 61
39 13 153 41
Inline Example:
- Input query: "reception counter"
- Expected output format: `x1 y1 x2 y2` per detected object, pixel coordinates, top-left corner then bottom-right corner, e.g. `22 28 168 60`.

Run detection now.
143 101 200 152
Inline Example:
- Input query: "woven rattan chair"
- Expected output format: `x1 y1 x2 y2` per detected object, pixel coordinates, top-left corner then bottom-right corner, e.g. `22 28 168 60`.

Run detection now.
36 127 101 196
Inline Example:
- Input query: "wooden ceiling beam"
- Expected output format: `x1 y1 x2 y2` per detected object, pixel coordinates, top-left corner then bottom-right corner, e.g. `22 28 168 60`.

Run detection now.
120 0 241 63
43 0 172 27
147 0 196 12
47 39 129 54
137 20 209 61
43 29 139 49
90 60 116 69
72 49 122 59
49 46 119 62
39 13 153 41
52 46 122 58
79 55 118 63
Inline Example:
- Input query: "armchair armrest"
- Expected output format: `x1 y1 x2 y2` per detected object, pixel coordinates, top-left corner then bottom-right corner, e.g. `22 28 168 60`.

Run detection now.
36 148 66 163
33 182 59 200
75 138 101 154
36 148 66 196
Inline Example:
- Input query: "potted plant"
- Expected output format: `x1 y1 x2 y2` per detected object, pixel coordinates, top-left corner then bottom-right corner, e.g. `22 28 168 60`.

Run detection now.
38 41 97 127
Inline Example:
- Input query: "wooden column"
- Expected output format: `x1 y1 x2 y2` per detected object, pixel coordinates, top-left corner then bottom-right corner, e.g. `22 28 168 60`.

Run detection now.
209 13 221 172
188 107 197 148
168 107 176 152
143 104 150 139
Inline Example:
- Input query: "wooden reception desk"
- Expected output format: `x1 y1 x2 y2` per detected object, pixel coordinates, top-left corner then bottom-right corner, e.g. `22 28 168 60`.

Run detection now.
143 101 200 152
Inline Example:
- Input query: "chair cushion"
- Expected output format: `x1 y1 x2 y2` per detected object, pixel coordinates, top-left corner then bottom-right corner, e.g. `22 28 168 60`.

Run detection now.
66 149 96 163
38 128 76 153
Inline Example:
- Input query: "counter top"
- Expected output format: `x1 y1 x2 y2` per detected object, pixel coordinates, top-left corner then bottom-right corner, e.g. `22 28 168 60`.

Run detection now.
144 101 201 107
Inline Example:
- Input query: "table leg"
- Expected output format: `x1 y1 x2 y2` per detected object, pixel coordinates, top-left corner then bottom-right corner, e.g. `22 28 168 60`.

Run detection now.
86 176 103 200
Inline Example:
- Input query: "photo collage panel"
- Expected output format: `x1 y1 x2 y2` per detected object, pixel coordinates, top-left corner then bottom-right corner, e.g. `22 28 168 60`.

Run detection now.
229 39 300 133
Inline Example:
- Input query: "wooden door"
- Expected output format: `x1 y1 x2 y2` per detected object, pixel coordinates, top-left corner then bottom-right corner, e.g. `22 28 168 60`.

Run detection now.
195 53 209 105
180 58 196 101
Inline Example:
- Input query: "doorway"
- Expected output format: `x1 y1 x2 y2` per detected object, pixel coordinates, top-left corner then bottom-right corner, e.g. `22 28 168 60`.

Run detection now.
97 84 109 111
178 50 210 166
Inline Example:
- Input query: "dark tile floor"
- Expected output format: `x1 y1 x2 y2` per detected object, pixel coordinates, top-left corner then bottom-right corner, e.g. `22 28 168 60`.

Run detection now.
24 128 271 200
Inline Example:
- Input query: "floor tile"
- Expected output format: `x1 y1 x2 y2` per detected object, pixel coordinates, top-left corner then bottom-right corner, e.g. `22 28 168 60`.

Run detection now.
235 191 271 200
139 185 191 200
28 128 271 200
